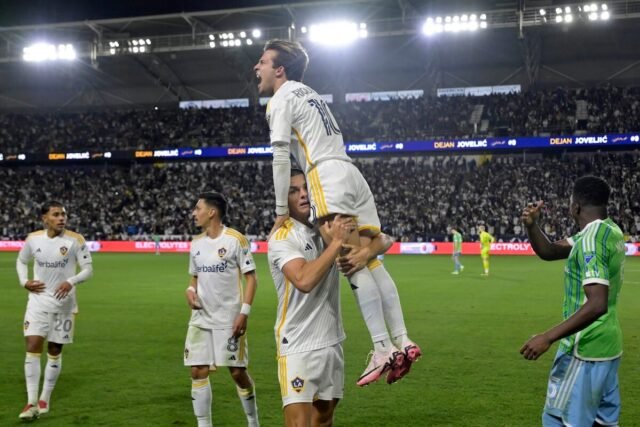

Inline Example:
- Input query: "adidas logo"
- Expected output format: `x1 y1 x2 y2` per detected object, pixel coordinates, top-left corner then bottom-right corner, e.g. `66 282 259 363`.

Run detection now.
282 337 288 344
63 335 69 339
195 251 200 256
229 355 236 361
36 248 42 253
349 282 358 290
304 243 313 251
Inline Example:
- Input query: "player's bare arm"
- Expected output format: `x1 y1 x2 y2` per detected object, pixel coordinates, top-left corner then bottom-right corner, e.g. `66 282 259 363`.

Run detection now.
522 200 572 260
185 275 202 309
338 233 394 276
282 215 355 293
520 283 608 360
232 271 257 338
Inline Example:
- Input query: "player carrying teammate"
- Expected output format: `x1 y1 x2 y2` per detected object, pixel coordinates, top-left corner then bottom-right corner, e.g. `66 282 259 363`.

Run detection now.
478 225 494 276
16 201 93 420
254 39 421 386
183 192 259 427
520 176 624 426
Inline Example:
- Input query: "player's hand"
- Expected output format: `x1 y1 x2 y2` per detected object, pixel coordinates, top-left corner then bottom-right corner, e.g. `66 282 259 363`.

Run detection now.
25 280 45 294
268 214 290 240
186 288 202 310
322 215 356 245
53 281 73 300
520 333 552 360
521 200 544 227
338 244 372 276
232 313 248 338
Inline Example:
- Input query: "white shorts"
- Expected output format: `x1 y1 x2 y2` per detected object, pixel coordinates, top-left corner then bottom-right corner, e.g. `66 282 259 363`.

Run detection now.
307 160 381 234
183 325 248 368
23 307 75 344
278 343 344 407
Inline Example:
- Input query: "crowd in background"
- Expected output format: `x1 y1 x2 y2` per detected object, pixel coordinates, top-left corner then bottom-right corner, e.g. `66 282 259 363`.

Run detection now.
2 150 638 243
1 85 640 153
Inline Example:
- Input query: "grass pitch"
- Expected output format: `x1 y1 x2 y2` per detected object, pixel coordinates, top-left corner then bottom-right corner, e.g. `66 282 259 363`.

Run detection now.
1 253 639 426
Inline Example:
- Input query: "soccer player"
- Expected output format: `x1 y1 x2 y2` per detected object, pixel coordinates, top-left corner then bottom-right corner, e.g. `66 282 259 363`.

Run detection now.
451 228 464 274
254 39 421 386
184 192 259 427
519 176 623 427
16 201 93 420
478 225 494 276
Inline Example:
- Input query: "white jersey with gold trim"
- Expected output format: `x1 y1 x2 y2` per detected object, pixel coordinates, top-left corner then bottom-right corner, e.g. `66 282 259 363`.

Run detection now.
189 227 256 329
267 80 351 173
268 218 345 357
18 230 92 313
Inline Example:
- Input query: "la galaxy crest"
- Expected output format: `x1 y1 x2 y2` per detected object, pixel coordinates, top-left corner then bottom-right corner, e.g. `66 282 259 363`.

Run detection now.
60 246 68 256
291 377 305 393
218 247 227 258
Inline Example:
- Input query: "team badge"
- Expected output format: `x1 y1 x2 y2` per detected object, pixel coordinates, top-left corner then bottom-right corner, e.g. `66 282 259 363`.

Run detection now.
24 321 30 331
291 377 305 393
584 254 595 265
60 246 68 255
218 248 227 258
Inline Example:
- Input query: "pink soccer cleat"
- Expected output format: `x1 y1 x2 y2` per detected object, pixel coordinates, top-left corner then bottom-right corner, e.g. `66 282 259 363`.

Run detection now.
37 400 49 415
357 347 404 387
386 342 423 384
18 403 39 420
404 342 423 363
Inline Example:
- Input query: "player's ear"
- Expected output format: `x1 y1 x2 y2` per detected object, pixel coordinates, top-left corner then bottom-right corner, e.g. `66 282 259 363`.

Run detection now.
275 65 285 78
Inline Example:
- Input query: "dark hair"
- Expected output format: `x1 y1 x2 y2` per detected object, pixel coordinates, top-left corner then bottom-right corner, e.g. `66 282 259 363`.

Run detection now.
291 167 305 177
572 176 610 207
41 201 64 215
264 39 309 82
198 192 228 220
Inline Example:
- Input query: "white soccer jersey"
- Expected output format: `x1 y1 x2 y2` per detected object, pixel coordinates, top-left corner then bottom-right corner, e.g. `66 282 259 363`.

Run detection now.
268 218 345 357
189 227 256 329
18 230 92 313
267 80 351 173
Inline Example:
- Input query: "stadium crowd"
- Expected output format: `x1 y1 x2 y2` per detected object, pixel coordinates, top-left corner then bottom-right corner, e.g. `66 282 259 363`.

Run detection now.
2 150 638 243
1 86 640 153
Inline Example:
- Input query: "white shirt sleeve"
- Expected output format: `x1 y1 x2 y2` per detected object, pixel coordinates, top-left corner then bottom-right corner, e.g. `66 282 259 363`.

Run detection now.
237 240 257 274
268 96 293 144
67 240 93 286
269 238 306 272
16 239 32 286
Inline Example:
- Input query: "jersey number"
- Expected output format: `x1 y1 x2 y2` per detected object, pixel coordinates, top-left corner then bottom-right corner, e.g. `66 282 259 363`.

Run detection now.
307 99 341 136
54 319 73 332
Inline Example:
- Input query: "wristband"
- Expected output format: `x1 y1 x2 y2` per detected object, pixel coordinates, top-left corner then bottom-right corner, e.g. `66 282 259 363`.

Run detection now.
186 286 196 293
275 205 289 216
240 303 251 316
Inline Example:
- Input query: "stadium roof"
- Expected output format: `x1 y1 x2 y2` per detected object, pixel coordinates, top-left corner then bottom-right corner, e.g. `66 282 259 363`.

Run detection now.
1 0 640 110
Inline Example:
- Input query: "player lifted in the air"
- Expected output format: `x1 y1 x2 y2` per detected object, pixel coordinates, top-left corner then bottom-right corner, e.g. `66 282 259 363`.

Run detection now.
254 39 421 386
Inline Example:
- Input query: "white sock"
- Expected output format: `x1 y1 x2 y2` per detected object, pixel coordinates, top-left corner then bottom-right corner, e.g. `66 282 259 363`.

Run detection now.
349 268 392 352
25 352 41 405
236 378 259 426
368 261 412 348
40 353 62 404
191 378 212 427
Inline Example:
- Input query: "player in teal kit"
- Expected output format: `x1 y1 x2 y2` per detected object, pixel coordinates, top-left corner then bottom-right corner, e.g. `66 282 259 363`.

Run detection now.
451 228 464 274
520 176 624 427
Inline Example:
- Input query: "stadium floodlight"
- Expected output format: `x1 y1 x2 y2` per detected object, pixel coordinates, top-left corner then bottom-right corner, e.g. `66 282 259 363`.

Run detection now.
555 7 563 13
252 29 262 38
209 41 216 48
601 3 608 10
461 14 468 22
589 12 598 20
301 26 308 33
246 39 253 45
308 21 367 46
565 6 571 13
423 12 486 36
146 39 151 45
240 31 246 38
555 15 564 23
209 34 215 40
601 10 610 19
132 46 139 53
138 39 145 45
469 14 477 21
234 39 241 47
435 16 443 23
565 14 573 23
110 48 116 55
227 33 234 39
539 9 546 16
221 40 229 47
23 43 76 62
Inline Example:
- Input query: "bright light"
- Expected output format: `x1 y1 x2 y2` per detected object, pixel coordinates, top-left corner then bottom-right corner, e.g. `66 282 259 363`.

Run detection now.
139 46 146 52
435 17 443 24
110 48 116 55
209 41 216 48
227 33 234 39
602 4 608 10
222 41 229 47
234 39 241 46
252 29 262 38
360 22 367 29
565 14 573 23
209 34 215 40
246 39 253 45
469 14 477 21
138 39 145 45
589 12 599 20
480 14 486 20
133 46 139 53
584 5 591 12
23 43 76 62
308 21 367 46
146 39 151 45
453 15 460 23
240 31 246 38
445 16 452 23
565 6 571 13
423 13 486 35
601 10 610 19
539 9 546 16
301 26 307 33
359 29 368 38
555 15 564 23
461 14 468 22
555 7 562 14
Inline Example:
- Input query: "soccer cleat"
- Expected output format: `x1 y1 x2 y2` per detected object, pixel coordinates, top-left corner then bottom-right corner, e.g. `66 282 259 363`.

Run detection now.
357 348 403 387
460 265 465 272
451 271 459 275
37 400 49 414
481 272 489 277
18 403 39 420
404 342 423 363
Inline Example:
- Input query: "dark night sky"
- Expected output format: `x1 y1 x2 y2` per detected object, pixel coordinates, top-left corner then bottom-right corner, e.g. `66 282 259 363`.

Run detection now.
0 0 309 26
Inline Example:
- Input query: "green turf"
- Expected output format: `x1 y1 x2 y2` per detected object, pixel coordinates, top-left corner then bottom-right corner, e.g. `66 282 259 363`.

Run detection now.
1 253 639 426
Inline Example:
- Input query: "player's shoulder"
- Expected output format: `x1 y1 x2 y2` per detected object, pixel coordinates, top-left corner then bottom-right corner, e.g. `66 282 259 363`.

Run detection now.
26 230 46 240
62 229 86 245
191 232 207 246
270 219 297 243
224 227 250 248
